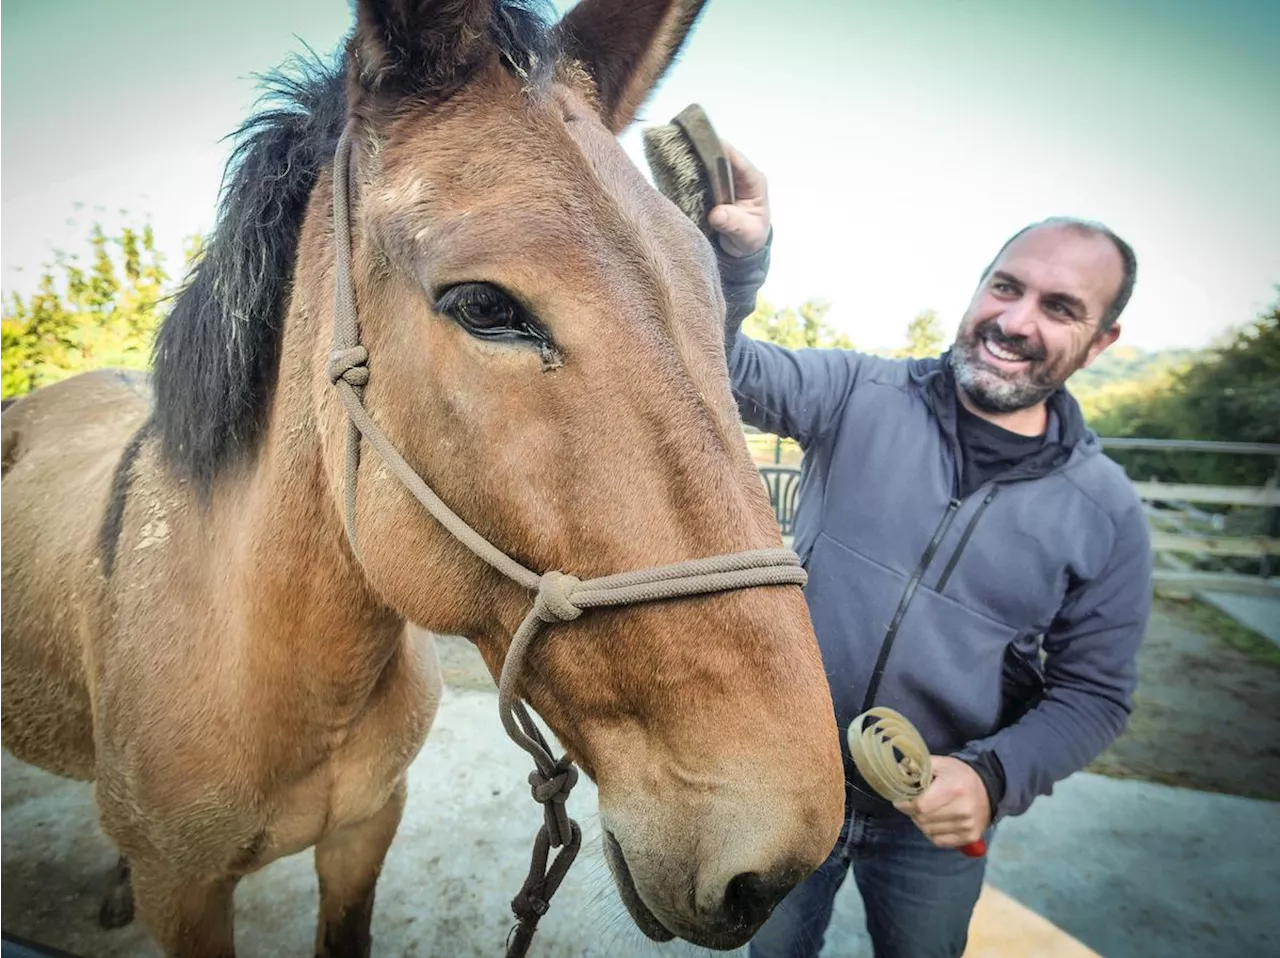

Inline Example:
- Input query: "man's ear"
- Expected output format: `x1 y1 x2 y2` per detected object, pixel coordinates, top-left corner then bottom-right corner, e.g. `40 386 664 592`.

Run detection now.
1081 324 1121 368
556 0 709 133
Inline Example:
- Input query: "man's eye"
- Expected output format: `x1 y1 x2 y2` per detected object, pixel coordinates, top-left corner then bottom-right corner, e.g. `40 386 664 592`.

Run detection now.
436 283 532 337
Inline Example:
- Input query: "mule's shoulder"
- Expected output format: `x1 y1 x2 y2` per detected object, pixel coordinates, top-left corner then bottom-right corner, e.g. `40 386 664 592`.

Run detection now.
0 366 152 494
2 369 153 483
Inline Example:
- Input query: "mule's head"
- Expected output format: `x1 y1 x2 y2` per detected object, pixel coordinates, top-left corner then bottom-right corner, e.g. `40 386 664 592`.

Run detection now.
312 0 845 946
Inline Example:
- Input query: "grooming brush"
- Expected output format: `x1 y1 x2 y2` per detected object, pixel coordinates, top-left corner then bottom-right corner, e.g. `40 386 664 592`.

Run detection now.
849 707 989 858
642 103 736 238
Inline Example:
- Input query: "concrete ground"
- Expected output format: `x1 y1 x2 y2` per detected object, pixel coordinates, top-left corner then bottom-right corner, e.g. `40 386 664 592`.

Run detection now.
4 680 1278 958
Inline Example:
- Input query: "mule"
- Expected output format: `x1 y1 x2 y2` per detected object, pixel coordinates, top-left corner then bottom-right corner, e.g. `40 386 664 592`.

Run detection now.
0 1 845 955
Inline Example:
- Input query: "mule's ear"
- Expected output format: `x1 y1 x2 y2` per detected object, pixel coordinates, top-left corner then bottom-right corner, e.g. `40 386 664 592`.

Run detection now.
556 0 709 133
352 0 494 95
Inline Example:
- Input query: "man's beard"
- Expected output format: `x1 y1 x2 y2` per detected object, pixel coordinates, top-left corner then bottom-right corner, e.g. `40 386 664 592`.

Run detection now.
948 319 1075 414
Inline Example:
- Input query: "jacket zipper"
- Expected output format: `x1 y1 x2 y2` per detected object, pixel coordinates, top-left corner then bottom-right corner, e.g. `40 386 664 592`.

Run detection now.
857 392 1078 713
860 498 962 712
934 486 1000 594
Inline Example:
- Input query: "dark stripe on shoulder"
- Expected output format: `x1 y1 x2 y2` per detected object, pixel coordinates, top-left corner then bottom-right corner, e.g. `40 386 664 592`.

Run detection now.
99 419 154 578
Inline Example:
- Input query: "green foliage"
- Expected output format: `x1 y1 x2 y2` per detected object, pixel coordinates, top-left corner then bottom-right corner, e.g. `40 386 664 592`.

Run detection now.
1088 294 1280 488
896 309 945 358
1071 344 1198 400
742 297 853 350
0 316 25 399
2 222 177 399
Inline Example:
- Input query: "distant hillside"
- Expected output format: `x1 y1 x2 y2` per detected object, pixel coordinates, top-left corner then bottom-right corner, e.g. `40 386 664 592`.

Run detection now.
1069 346 1199 399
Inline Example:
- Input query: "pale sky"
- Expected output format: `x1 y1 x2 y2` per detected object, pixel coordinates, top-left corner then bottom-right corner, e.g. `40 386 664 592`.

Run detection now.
4 0 1278 352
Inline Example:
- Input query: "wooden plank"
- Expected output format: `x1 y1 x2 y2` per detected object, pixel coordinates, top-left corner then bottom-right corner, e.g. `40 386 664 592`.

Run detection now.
1150 532 1279 558
1152 569 1280 598
1154 551 1193 573
1134 482 1280 507
964 885 1100 957
1144 509 1193 533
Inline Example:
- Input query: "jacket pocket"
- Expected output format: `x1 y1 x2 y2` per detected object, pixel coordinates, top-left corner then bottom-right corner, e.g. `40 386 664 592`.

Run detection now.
878 572 1022 749
807 532 1020 751
999 641 1046 728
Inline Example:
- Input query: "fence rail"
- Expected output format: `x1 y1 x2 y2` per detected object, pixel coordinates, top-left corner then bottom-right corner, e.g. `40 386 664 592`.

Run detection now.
1099 438 1280 456
752 434 1280 598
1149 531 1279 559
1132 482 1280 508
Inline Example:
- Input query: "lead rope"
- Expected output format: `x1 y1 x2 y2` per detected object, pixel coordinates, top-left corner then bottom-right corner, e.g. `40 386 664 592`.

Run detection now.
327 123 809 956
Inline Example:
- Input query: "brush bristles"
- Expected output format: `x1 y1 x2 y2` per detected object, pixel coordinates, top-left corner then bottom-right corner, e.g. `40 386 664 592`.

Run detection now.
643 124 717 235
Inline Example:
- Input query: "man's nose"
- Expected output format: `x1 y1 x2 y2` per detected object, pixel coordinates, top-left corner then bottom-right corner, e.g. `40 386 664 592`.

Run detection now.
996 298 1038 338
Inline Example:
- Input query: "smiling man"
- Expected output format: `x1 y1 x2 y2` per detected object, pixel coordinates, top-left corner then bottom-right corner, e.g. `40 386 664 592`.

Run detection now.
707 146 1153 958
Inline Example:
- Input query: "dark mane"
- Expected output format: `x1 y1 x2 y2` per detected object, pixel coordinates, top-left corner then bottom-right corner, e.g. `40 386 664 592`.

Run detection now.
150 44 348 491
151 1 559 492
492 0 560 88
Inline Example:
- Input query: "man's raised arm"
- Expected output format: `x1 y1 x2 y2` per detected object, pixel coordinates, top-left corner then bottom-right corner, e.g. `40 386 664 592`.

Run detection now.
711 143 864 447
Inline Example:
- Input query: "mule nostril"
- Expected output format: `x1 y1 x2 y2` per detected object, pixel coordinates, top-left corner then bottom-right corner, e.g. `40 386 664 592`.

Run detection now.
723 871 794 928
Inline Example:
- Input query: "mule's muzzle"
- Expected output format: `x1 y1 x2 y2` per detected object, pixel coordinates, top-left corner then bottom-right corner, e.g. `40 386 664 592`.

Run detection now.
603 826 808 950
720 869 802 938
676 864 805 950
602 830 674 944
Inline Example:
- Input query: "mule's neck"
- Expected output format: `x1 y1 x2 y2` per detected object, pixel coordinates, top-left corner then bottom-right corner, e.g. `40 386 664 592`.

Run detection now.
232 309 406 722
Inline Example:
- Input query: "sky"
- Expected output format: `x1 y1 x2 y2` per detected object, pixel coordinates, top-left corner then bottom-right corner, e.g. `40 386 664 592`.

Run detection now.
3 0 1278 353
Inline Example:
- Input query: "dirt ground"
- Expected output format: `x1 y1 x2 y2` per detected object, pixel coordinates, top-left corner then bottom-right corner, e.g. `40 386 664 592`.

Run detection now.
430 596 1280 802
1085 597 1280 801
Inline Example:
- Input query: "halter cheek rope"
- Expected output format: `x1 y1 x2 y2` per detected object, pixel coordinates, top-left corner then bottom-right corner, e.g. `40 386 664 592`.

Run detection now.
328 123 809 957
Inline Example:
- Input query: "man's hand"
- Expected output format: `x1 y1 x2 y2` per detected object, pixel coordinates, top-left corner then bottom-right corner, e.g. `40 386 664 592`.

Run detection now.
893 756 992 849
708 142 771 259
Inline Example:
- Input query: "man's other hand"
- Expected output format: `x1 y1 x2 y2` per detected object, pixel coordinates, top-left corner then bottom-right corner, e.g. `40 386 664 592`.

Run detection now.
709 142 771 258
894 756 992 849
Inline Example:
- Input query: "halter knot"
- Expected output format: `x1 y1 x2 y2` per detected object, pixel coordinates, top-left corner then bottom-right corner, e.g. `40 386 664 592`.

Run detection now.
533 571 582 623
328 346 370 386
529 761 578 806
529 757 579 847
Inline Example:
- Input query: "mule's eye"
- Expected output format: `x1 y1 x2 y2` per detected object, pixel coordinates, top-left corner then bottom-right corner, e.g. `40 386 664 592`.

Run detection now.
435 282 536 340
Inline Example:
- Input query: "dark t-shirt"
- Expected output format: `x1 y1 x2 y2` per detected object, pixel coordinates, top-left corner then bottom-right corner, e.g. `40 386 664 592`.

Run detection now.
956 400 1045 498
953 400 1047 813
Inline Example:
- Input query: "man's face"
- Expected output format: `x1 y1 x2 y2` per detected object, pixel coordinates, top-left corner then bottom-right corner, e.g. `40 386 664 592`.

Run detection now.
950 225 1125 413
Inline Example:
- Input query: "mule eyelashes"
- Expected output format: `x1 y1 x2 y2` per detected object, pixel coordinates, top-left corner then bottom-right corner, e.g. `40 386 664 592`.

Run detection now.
435 282 548 346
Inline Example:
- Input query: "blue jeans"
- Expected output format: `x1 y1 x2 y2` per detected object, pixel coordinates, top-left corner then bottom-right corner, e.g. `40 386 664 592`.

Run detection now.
748 811 989 958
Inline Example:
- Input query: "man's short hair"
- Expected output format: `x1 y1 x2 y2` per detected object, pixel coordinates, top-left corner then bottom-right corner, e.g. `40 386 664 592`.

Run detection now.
981 217 1137 333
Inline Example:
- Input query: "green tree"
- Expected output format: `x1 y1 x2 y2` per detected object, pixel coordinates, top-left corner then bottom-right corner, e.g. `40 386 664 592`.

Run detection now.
897 309 945 358
1089 292 1280 487
0 321 25 394
2 221 177 399
742 297 854 350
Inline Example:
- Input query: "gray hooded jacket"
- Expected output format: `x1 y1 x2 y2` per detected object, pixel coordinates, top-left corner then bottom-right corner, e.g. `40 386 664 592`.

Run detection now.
720 238 1152 820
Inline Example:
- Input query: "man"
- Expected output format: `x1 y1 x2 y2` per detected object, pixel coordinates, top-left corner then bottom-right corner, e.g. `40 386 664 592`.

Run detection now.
706 145 1153 958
